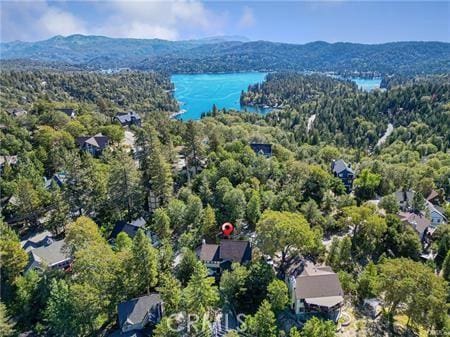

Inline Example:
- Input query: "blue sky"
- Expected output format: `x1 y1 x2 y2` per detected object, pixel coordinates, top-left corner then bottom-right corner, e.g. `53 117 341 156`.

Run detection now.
1 1 449 43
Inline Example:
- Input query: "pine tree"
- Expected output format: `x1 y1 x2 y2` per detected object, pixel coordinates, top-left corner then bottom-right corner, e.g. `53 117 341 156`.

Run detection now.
201 205 217 240
152 208 171 239
0 302 15 337
246 190 261 227
44 279 76 337
246 300 277 337
176 249 198 286
182 262 219 317
46 186 70 235
130 229 158 295
108 151 143 221
157 273 182 315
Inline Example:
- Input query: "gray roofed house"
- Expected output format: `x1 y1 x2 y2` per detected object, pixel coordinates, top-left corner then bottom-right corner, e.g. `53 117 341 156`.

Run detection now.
197 239 252 279
331 159 355 193
288 262 344 322
115 111 142 127
76 133 109 156
118 294 163 334
21 230 54 252
26 239 72 272
395 190 416 211
110 217 147 239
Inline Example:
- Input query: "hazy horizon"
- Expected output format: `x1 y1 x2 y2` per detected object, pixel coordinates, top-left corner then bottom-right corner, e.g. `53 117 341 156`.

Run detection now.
1 1 449 44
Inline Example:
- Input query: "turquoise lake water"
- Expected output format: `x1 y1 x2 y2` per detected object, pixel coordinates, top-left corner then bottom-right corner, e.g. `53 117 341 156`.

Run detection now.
171 73 381 120
171 72 268 120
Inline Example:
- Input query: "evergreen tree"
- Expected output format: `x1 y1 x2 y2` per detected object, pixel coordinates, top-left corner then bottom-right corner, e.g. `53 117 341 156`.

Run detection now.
182 262 219 317
246 190 262 227
129 229 158 295
245 300 277 337
267 279 289 313
152 208 171 239
157 273 182 315
0 221 28 285
201 204 217 240
44 279 76 337
0 302 15 337
114 232 132 252
176 248 198 286
108 151 143 221
46 186 70 235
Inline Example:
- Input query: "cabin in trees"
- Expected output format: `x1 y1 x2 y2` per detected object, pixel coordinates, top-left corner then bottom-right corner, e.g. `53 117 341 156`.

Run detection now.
110 217 159 246
44 172 67 189
76 133 109 156
24 238 72 273
117 294 163 335
287 262 344 322
56 108 77 118
5 107 27 117
250 143 272 157
197 239 252 279
331 159 354 192
115 111 142 127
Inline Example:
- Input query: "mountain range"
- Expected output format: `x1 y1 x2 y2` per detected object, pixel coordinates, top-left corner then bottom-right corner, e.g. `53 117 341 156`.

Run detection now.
1 35 449 75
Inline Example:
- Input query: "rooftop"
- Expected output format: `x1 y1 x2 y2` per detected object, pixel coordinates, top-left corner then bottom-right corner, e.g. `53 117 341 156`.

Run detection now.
332 159 354 174
118 294 162 328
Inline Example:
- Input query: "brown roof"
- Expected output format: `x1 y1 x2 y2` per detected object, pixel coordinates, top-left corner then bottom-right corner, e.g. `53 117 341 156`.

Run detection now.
199 243 219 261
198 240 251 264
426 189 439 202
398 211 431 237
219 240 251 263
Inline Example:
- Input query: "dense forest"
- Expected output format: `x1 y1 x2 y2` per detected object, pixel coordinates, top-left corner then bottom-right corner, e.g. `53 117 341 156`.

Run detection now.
0 69 449 337
0 70 178 113
241 73 450 150
2 35 450 75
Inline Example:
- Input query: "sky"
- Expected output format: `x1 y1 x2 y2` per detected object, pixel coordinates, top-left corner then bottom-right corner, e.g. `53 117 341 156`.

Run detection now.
1 1 449 44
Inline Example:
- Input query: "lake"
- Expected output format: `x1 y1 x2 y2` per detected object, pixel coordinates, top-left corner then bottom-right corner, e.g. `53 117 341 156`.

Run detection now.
171 72 268 120
171 73 381 120
351 77 382 91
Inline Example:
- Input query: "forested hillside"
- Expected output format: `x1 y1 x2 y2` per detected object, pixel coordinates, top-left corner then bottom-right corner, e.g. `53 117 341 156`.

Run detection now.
242 73 450 150
0 70 178 113
1 69 449 337
2 35 450 75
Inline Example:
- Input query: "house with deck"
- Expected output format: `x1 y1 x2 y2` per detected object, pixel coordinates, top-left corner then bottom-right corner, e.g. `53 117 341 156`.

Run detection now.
287 262 344 322
25 239 72 273
331 159 354 192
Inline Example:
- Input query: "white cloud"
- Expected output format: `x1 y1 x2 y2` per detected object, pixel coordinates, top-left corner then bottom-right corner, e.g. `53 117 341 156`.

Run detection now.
37 7 86 37
93 0 221 40
0 0 225 42
238 6 255 28
1 1 86 41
